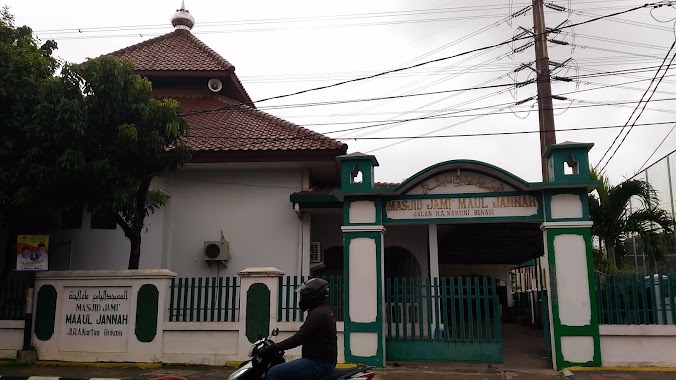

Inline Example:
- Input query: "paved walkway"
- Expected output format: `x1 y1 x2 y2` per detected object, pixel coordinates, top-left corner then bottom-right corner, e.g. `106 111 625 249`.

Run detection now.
1 361 674 380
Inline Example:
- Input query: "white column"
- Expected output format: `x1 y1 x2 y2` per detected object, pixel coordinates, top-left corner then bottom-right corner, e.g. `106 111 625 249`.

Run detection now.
302 213 311 277
428 224 440 279
428 224 440 331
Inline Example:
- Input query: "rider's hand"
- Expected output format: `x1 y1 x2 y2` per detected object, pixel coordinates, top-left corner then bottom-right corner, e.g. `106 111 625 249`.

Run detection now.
257 343 276 358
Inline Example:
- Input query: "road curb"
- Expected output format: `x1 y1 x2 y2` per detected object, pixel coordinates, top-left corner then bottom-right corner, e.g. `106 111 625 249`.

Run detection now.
567 366 676 372
0 377 119 380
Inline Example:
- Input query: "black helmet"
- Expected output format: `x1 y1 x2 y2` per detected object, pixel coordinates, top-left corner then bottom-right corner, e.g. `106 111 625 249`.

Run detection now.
296 278 329 311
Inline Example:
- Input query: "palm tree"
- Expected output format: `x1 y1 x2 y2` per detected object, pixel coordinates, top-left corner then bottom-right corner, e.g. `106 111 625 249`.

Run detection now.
588 169 675 273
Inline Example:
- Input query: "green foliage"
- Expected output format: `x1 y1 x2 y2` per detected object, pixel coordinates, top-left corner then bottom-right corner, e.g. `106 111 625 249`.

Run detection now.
589 168 675 273
19 55 191 269
0 5 57 207
0 7 61 277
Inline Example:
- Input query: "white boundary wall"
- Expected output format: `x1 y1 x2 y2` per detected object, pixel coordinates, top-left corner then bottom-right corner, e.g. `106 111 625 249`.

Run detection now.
160 321 345 365
600 325 676 367
0 320 24 359
19 268 345 365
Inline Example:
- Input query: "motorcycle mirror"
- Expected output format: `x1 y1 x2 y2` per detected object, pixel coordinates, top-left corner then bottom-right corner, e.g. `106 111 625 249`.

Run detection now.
271 328 279 336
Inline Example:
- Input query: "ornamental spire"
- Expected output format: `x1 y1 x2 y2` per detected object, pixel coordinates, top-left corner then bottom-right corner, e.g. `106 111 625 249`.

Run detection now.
171 1 195 31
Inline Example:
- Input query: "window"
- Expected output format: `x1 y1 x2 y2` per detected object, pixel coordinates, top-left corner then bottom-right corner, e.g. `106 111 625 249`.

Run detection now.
90 211 117 230
61 205 84 229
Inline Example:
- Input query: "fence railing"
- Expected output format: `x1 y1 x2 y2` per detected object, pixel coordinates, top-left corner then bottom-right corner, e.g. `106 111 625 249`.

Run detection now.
511 261 547 327
168 277 240 322
278 276 344 322
0 274 31 320
596 273 675 325
385 276 501 342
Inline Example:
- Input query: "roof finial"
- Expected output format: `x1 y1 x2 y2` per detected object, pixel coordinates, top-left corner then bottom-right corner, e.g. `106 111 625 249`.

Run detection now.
171 1 195 31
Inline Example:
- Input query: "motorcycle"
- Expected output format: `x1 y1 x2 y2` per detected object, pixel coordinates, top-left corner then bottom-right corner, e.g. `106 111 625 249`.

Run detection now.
227 328 376 380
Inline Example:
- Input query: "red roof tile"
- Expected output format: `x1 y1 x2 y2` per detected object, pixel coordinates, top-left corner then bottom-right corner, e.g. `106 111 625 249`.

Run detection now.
291 182 399 197
375 182 399 188
110 30 233 72
292 187 335 196
178 96 347 153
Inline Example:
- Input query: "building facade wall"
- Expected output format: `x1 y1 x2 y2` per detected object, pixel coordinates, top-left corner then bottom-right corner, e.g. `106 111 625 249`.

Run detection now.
53 167 306 277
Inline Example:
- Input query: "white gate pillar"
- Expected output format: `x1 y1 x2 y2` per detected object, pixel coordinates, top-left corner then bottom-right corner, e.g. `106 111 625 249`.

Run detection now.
541 142 601 370
237 267 284 361
336 153 386 368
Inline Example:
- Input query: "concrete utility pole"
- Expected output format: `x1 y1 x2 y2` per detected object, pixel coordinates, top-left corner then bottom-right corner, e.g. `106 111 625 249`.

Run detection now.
532 0 557 180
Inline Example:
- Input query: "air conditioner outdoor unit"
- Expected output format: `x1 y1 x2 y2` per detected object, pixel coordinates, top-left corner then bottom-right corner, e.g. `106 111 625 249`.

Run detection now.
204 241 230 261
310 242 322 264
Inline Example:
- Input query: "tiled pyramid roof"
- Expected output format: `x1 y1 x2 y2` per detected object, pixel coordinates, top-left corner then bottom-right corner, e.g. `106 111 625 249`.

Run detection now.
178 95 346 153
110 30 233 72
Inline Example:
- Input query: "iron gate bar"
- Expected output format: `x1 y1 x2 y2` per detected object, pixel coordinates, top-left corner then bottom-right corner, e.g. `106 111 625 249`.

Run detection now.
457 277 465 341
196 277 203 322
483 276 491 340
671 276 676 323
418 277 424 339
442 277 451 341
217 277 224 321
425 277 433 341
659 275 667 324
394 278 401 340
630 275 638 324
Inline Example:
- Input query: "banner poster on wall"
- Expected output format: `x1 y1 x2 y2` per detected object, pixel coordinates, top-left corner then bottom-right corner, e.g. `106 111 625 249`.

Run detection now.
16 235 49 271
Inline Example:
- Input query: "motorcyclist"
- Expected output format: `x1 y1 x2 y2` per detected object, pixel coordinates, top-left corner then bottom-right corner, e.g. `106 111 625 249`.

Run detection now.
260 278 337 380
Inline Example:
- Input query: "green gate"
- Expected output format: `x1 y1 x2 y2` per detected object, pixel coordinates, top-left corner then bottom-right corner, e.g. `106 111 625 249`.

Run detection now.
385 276 502 363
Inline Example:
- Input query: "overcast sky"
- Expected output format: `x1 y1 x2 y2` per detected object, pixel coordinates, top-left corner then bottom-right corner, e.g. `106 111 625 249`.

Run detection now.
5 0 676 185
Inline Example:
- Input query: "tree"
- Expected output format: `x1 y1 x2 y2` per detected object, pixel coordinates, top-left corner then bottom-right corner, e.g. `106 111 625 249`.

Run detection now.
0 6 59 279
588 169 675 273
19 56 191 269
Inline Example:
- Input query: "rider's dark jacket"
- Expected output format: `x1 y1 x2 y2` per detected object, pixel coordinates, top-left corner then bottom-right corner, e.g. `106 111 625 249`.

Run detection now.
273 303 337 364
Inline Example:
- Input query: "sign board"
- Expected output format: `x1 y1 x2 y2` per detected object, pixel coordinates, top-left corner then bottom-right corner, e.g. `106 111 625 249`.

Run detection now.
59 286 131 352
407 173 516 195
16 235 49 271
386 195 539 220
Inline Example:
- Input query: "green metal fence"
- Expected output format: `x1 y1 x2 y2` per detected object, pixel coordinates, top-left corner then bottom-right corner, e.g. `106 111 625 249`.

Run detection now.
596 273 675 325
385 276 502 363
0 274 30 320
168 277 240 322
277 276 344 322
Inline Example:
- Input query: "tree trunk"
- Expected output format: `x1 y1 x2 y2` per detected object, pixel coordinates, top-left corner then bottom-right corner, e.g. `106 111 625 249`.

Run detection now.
607 244 618 273
128 234 141 270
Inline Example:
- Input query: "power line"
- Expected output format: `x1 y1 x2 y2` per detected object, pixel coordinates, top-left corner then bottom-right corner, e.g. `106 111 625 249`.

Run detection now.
213 71 676 144
634 123 676 174
241 64 672 85
181 69 676 117
305 97 676 132
597 39 676 172
569 6 676 33
214 67 676 121
34 1 641 36
179 35 534 117
44 14 512 41
316 23 518 130
244 80 536 110
178 2 667 120
35 4 519 34
184 120 676 141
